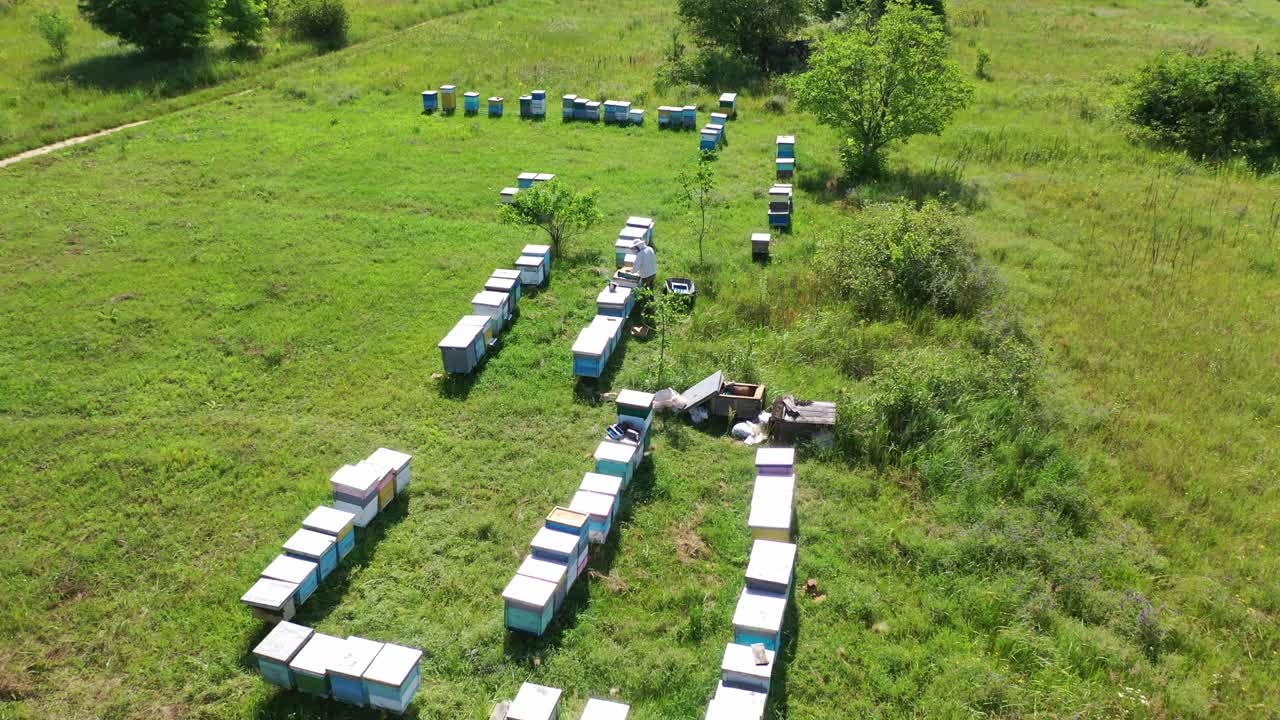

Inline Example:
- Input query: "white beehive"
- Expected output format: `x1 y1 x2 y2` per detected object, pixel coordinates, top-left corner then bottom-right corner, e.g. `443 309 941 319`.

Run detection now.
367 447 412 494
755 447 795 476
241 577 299 623
508 682 562 720
748 475 796 543
721 642 775 695
732 588 788 652
581 698 631 720
746 539 797 595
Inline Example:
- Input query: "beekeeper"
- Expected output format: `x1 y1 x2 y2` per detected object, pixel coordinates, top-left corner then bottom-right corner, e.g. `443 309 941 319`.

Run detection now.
633 239 658 290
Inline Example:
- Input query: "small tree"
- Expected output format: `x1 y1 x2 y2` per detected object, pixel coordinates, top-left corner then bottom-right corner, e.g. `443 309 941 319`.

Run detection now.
678 151 718 265
789 2 972 177
636 287 684 387
33 7 73 61
676 0 804 72
222 0 269 47
499 179 602 259
78 0 223 54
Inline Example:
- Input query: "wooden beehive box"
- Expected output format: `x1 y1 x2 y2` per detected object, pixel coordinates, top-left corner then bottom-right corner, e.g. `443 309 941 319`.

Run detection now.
302 505 357 560
573 326 612 378
252 620 313 689
329 636 384 707
508 682 563 720
570 490 615 544
530 527 583 585
517 554 569 612
754 447 795 477
712 381 767 418
712 682 767 719
288 632 345 697
581 698 631 720
261 553 319 605
751 233 771 260
472 291 510 333
517 172 538 189
748 476 795 543
439 323 485 375
720 642 775 695
719 92 738 118
440 85 456 112
596 286 632 318
580 472 622 516
241 577 299 624
502 573 558 636
359 457 397 510
421 90 438 113
594 440 639 487
487 275 521 313
330 463 380 527
545 507 590 566
489 97 504 117
501 187 520 204
464 91 480 114
732 588 788 652
746 539 797 596
283 528 338 581
367 447 413 495
515 255 546 287
776 135 795 159
363 642 424 714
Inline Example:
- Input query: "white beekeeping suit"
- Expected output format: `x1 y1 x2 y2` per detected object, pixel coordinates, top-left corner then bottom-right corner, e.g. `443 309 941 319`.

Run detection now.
633 240 657 283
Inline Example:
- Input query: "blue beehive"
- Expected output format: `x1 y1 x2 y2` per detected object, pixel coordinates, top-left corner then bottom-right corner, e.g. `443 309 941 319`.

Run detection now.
574 97 589 120
284 529 338 582
573 325 611 378
658 106 672 128
253 621 313 689
700 130 719 152
570 489 615 544
629 108 644 125
302 505 357 560
515 254 547 287
562 94 577 120
517 172 537 189
732 588 788 652
776 135 796 159
596 286 633 318
518 554 569 611
503 574 558 635
530 526 582 585
489 97 504 117
523 243 553 271
261 554 319 605
464 92 480 115
546 507 590 579
421 90 438 113
363 643 423 714
683 105 697 129
594 440 639 488
329 636 383 706
586 101 601 122
288 632 345 697
531 89 547 118
519 95 533 118
776 157 795 181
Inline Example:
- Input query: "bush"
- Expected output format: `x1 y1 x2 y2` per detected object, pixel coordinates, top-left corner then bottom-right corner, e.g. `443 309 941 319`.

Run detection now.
763 94 787 113
33 6 72 61
287 0 349 49
78 0 221 54
222 0 269 47
1119 49 1280 170
816 200 993 319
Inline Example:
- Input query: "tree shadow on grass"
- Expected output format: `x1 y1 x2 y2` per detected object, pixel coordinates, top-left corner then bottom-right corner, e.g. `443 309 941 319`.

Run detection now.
797 156 984 212
40 46 232 95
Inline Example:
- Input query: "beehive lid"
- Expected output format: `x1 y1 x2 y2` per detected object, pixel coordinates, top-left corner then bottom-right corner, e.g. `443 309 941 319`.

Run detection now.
618 226 647 241
588 316 623 336
721 642 775 680
768 186 794 198
776 135 795 144
465 91 479 98
330 462 379 496
262 554 318 585
523 243 552 255
682 371 725 412
573 327 611 355
570 490 614 519
422 90 437 96
531 527 580 556
502 187 519 196
618 101 632 109
518 172 538 182
704 696 762 720
749 481 794 532
492 269 521 281
533 173 555 182
683 105 696 111
439 327 479 350
625 216 654 229
358 458 395 484
289 632 345 675
580 472 622 497
368 447 412 473
363 642 423 687
441 84 456 91
751 233 771 243
503 573 557 607
775 158 792 166
458 314 491 328
715 681 768 707
597 287 631 304
615 238 640 251
302 505 357 536
707 123 724 132
563 94 578 101
733 588 787 633
330 636 384 680
616 389 655 411
473 291 508 308
491 97 505 102
594 440 636 464
720 92 737 103
582 698 631 720
509 682 562 720
488 277 518 292
546 506 589 530
283 529 336 560
516 255 543 268
241 577 299 611
746 540 797 588
586 101 601 108
253 620 314 663
520 94 533 100
518 554 568 585
755 447 795 467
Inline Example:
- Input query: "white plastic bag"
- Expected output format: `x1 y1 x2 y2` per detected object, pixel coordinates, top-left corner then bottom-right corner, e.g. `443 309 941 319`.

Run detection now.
689 405 710 424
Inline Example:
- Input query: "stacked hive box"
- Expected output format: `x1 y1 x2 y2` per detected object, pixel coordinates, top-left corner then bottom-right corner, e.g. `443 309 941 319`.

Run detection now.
271 631 424 713
572 315 623 378
776 135 796 181
503 392 655 637
700 121 725 152
767 184 793 231
508 683 562 720
562 94 577 120
719 92 738 119
520 94 533 118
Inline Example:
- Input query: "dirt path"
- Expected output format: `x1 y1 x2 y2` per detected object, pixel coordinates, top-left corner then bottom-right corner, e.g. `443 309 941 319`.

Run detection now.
0 121 152 169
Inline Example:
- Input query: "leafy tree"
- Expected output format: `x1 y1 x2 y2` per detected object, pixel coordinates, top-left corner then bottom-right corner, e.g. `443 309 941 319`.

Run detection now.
78 0 224 54
499 179 602 259
813 0 946 22
222 0 268 47
676 0 804 72
287 0 348 49
33 6 73 61
1119 49 1280 170
789 1 972 177
678 151 718 266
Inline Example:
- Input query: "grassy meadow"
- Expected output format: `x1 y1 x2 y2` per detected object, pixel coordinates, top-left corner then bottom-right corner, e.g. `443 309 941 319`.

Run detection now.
1 0 1279 718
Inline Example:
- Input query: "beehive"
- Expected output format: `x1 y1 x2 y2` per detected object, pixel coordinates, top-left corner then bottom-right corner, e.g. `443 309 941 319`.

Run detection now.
768 211 792 230
751 232 771 260
775 158 794 181
360 457 397 510
261 554 319 605
574 97 589 120
330 636 384 706
502 573 558 635
570 490 615 544
522 243 553 271
252 620 313 689
284 528 338 581
624 216 655 243
629 108 644 125
440 85 457 113
302 505 358 560
545 507 590 578
530 527 583 585
704 696 765 720
776 135 795 159
519 95 533 118
562 94 577 120
657 106 672 128
472 290 511 334
517 172 538 189
585 101 601 122
515 254 547 287
489 97 504 117
746 539 797 595
581 698 631 720
719 92 738 118
596 286 633 318
486 275 521 314
508 682 562 720
330 463 380 527
367 447 413 496
755 447 795 476
616 389 655 421
289 632 345 697
614 237 640 268
363 642 423 714
580 472 622 516
421 90 438 113
720 642 775 695
733 588 788 652
464 91 480 115
530 89 547 118
501 187 519 204
709 682 767 719
707 122 726 144
748 475 795 543
439 321 486 374
517 554 569 611
710 112 728 126
683 105 697 129
241 578 299 623
700 130 719 153
594 440 639 487
572 325 612 378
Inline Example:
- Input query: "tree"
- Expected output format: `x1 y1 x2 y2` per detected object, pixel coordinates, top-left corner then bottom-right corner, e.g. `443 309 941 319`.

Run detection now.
33 7 73 61
499 179 602 259
812 0 945 23
676 0 804 72
678 151 718 266
222 0 268 47
636 287 685 387
789 1 972 177
78 0 224 54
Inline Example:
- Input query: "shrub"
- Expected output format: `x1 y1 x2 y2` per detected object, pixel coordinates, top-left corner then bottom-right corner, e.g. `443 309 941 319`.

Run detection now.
1119 49 1280 170
33 6 72 61
975 47 991 80
763 94 786 113
222 0 269 47
677 0 804 72
816 200 993 319
78 0 221 54
287 0 349 49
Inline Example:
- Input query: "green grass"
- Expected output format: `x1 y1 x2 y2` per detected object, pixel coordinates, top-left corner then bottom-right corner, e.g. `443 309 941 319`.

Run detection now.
2 0 1279 718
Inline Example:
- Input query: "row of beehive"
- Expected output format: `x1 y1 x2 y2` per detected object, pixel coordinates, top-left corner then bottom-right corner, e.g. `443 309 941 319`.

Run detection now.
570 217 654 378
496 682 632 720
422 86 547 119
500 171 557 205
704 447 798 720
560 95 646 125
240 448 413 624
251 621 424 714
502 390 656 636
699 113 730 152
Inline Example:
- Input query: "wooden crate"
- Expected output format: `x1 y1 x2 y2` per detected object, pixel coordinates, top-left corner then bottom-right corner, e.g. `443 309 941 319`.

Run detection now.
712 382 767 418
289 632 345 697
330 636 383 707
252 620 313 689
363 642 423 714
